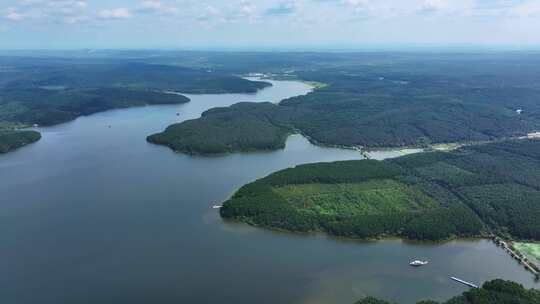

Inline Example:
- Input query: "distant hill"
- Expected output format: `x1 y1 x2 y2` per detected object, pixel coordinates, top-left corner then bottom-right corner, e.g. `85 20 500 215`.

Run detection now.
0 61 271 153
0 87 191 126
148 54 540 154
4 63 271 94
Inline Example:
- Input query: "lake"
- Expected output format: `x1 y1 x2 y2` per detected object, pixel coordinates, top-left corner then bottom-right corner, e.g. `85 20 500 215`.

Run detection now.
0 79 537 304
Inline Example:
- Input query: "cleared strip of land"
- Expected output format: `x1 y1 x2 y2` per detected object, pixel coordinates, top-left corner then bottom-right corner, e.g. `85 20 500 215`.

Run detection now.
514 242 540 262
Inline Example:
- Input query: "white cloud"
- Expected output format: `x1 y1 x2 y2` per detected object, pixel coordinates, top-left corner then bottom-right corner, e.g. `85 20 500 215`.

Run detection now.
6 11 25 20
137 0 178 15
264 1 300 17
417 0 474 16
47 0 88 20
1 0 89 23
4 8 26 21
225 1 259 22
16 0 47 6
343 0 371 7
419 0 449 12
340 0 403 18
510 1 540 18
239 2 256 15
197 5 221 21
2 0 540 47
98 8 131 20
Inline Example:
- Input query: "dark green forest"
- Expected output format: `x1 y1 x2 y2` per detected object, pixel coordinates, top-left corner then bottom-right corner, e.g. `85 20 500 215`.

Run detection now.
0 129 41 153
149 52 540 154
355 280 540 304
221 139 540 241
147 102 290 154
0 87 190 126
2 62 271 94
4 52 540 155
0 62 270 126
0 59 270 153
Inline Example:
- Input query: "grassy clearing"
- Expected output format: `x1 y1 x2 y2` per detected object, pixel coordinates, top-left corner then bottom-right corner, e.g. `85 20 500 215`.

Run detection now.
272 179 438 217
0 121 27 130
514 242 540 262
431 143 463 151
305 81 329 89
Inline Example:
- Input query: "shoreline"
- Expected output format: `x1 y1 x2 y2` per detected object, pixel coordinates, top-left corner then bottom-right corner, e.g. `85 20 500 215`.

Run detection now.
222 216 493 244
222 218 540 281
493 237 540 280
152 73 540 157
152 130 540 163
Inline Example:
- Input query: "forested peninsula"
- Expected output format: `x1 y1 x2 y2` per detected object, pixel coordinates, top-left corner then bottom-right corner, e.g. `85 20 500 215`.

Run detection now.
355 280 540 304
0 129 41 153
147 102 291 154
221 139 540 241
0 61 270 153
149 56 540 154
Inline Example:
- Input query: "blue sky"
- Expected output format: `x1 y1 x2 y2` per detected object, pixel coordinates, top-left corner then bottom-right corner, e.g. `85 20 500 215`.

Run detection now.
1 0 539 49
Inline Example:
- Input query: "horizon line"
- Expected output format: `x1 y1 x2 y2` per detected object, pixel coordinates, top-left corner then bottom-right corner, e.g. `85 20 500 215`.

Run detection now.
1 42 540 52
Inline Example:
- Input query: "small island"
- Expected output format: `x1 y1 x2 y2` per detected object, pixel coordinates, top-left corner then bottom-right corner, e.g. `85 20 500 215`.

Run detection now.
355 280 540 304
221 139 540 241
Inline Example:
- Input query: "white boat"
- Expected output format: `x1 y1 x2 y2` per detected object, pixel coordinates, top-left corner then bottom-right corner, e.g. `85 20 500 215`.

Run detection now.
450 277 479 288
212 205 223 209
409 260 429 267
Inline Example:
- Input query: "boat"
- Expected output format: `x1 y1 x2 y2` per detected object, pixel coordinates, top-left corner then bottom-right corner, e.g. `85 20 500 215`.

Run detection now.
212 205 223 209
450 277 479 288
409 260 429 267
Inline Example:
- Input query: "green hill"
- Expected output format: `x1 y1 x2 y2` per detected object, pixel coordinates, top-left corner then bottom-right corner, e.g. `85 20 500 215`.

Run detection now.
149 54 540 154
147 102 290 154
221 139 540 241
0 61 271 153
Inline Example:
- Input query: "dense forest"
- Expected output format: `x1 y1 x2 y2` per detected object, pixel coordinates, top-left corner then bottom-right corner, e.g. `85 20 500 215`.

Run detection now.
0 87 191 126
221 139 540 241
2 62 271 94
147 102 290 154
5 52 540 155
0 62 271 126
0 59 270 153
355 280 540 304
0 129 41 153
149 53 540 154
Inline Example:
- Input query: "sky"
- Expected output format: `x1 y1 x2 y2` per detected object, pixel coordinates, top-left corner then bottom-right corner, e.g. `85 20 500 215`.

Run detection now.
1 0 540 49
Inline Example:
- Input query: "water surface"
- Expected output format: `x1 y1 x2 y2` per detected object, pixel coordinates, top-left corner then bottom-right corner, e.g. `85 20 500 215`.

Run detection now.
0 79 536 304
